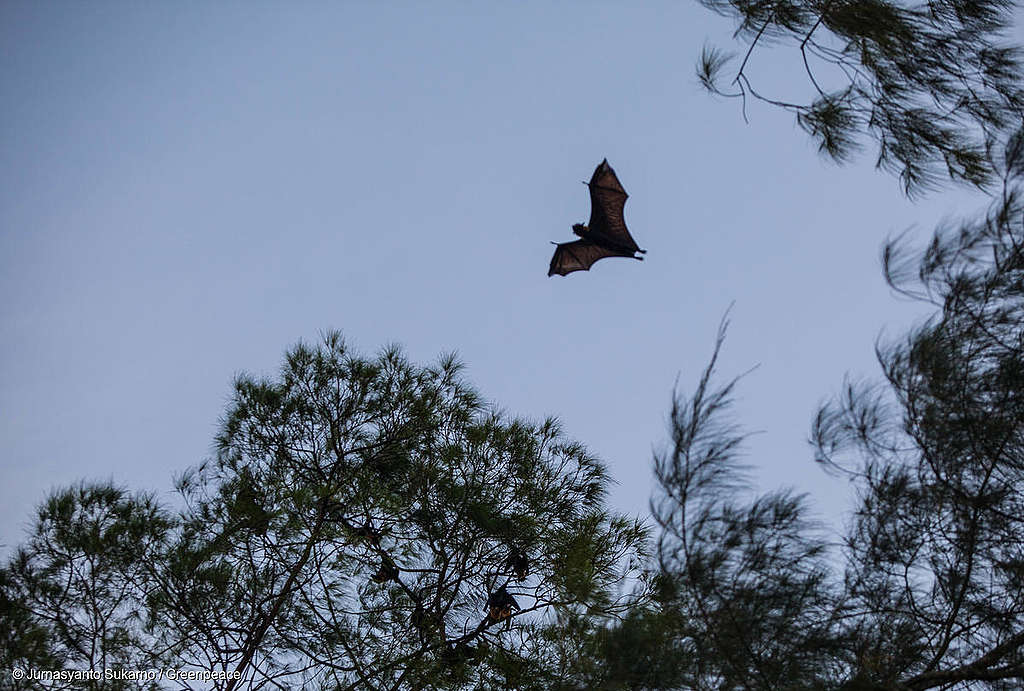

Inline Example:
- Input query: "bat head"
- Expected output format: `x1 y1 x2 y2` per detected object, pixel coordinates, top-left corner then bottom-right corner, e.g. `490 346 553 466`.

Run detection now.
571 223 588 238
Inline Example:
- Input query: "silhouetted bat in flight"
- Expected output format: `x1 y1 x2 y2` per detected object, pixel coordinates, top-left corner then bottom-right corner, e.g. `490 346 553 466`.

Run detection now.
548 159 646 277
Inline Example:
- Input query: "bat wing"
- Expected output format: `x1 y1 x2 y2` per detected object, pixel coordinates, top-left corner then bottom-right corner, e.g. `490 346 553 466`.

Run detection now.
587 159 642 252
548 239 635 277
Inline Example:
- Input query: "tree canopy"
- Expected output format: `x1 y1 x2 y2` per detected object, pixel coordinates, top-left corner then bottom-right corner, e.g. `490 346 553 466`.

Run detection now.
5 4 1024 688
577 126 1024 691
813 126 1024 690
2 335 646 690
698 0 1024 196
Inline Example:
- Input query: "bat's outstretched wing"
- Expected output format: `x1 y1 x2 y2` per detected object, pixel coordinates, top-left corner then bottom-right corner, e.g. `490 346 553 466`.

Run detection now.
587 159 641 252
547 159 645 277
548 239 636 276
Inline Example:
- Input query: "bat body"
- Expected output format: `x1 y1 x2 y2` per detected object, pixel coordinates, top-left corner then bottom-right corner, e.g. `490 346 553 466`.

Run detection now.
548 159 646 277
371 556 398 584
506 548 528 581
485 586 520 628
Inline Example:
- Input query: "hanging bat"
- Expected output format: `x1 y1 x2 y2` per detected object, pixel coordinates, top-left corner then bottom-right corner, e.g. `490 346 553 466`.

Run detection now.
370 556 399 584
484 586 520 628
506 548 529 581
411 602 428 630
548 159 646 277
441 641 482 668
334 515 381 547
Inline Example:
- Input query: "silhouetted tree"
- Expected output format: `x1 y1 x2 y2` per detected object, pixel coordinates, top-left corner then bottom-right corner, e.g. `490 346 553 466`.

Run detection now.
567 318 850 690
578 130 1024 691
810 127 1024 689
697 0 1024 196
0 485 170 690
0 334 646 689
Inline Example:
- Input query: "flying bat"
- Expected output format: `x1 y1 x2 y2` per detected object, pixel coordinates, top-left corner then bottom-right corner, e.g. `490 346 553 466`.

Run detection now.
548 159 646 277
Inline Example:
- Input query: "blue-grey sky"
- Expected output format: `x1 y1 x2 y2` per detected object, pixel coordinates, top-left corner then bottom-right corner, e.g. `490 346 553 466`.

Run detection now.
1 2 998 553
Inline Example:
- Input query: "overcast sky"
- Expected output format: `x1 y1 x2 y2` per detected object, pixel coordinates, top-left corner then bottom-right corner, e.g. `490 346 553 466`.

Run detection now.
1 2 1000 554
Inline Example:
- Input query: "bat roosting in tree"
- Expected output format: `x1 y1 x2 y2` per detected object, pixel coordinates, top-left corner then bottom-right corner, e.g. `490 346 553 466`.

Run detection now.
548 159 646 276
485 586 520 629
506 548 528 581
370 556 398 584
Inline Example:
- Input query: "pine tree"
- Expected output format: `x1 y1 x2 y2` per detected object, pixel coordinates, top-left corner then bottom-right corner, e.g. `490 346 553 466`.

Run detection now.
698 0 1024 196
